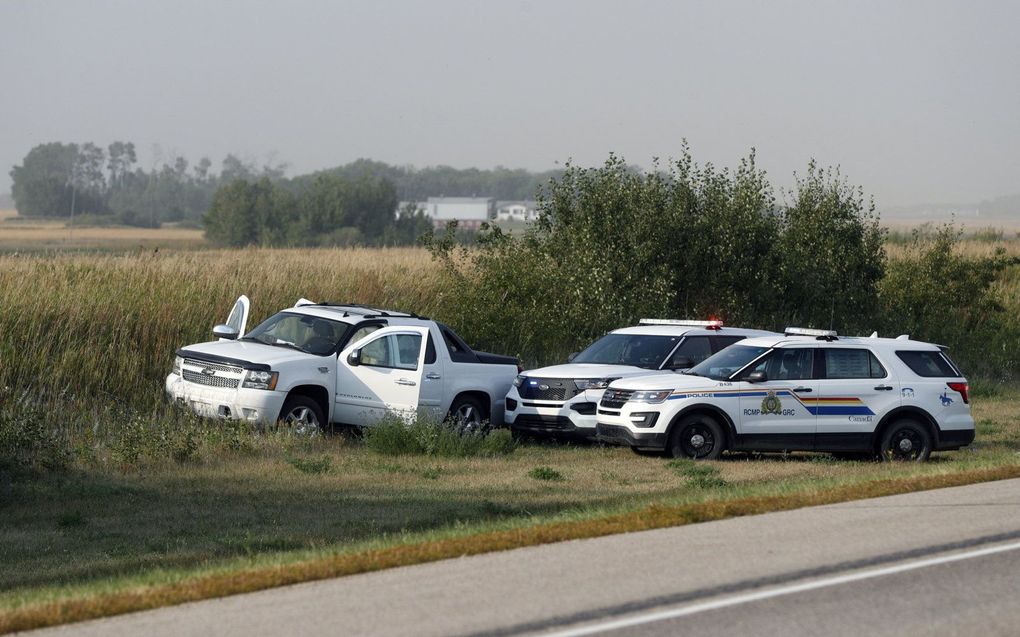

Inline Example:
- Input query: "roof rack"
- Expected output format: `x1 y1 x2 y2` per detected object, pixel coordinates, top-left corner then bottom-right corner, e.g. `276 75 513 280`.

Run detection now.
305 303 426 320
785 327 838 341
639 319 723 330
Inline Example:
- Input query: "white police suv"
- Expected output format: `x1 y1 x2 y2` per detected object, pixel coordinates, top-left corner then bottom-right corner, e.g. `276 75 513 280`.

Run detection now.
506 320 777 440
596 328 975 461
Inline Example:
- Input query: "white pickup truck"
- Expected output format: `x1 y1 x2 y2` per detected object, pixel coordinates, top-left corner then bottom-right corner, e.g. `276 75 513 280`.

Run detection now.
165 296 520 433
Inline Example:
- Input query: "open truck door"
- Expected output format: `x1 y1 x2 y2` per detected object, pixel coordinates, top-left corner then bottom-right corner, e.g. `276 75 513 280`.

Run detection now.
213 295 250 341
334 326 429 425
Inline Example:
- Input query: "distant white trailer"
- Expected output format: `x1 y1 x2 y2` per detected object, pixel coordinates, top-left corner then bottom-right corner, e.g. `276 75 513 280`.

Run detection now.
424 197 493 230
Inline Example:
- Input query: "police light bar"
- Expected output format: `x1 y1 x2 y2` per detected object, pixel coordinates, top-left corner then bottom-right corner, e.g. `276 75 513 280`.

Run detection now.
784 327 838 338
640 319 724 330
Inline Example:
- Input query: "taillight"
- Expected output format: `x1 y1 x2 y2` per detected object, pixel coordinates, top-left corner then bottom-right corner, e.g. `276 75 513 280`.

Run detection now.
947 382 969 404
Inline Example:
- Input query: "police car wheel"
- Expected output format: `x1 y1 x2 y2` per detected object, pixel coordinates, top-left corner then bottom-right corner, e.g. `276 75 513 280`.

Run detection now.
879 420 932 462
669 414 724 460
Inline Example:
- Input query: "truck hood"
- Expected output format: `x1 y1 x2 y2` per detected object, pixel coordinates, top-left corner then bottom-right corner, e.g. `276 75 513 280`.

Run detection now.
609 373 725 392
177 339 317 368
522 363 664 380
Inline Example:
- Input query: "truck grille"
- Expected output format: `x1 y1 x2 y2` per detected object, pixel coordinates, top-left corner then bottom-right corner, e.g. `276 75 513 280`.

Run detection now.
600 388 634 409
182 369 240 388
184 359 242 374
518 378 579 401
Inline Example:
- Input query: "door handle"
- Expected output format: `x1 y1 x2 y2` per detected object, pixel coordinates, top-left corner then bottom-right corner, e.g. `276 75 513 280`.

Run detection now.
874 385 894 391
425 372 441 380
395 378 417 386
793 387 812 393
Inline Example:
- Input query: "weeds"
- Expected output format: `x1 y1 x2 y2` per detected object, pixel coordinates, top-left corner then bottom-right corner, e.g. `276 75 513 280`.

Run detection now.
666 459 728 489
287 455 332 475
528 466 564 481
363 414 516 458
0 402 71 478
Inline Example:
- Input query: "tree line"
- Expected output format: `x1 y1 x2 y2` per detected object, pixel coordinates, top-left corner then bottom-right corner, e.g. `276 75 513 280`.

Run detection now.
8 142 283 227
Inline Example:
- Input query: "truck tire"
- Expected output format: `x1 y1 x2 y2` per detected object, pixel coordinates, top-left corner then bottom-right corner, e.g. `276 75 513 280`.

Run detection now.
448 395 485 432
279 395 325 436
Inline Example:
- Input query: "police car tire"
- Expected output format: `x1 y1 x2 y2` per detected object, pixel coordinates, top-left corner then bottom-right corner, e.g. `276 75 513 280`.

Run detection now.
879 419 932 462
668 414 724 460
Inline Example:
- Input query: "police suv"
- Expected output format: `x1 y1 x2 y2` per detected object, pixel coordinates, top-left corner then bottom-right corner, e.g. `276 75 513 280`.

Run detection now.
596 328 975 461
506 320 777 440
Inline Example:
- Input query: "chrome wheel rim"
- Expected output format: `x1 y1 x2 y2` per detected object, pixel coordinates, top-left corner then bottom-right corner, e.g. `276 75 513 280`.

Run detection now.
284 406 320 436
455 404 481 428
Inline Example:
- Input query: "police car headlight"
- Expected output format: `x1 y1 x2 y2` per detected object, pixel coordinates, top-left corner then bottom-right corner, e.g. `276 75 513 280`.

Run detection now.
242 370 279 390
631 389 673 404
584 377 621 390
513 375 526 388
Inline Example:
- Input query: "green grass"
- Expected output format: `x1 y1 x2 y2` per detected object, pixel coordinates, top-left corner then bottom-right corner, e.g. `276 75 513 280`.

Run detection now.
0 392 1017 633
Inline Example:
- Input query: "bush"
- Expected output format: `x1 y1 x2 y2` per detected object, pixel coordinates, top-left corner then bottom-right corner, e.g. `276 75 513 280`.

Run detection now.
0 403 72 477
363 414 517 458
426 148 885 367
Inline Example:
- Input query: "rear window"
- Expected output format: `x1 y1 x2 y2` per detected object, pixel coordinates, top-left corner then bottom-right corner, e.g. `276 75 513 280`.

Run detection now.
896 350 961 378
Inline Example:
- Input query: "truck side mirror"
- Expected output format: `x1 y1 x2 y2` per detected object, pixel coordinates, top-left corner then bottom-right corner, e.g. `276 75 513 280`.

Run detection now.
347 349 361 366
747 371 767 383
567 352 579 363
213 324 239 340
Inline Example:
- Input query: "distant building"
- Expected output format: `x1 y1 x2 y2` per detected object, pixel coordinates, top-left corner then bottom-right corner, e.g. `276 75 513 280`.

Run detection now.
496 200 538 222
420 197 494 230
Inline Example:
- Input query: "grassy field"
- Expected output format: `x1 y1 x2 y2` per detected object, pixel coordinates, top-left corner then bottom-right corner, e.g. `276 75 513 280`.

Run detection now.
1 391 1018 631
0 211 206 252
1 216 1019 631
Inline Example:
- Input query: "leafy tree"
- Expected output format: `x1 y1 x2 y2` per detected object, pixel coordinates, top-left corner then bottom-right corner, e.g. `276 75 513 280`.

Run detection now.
203 178 294 247
9 143 79 216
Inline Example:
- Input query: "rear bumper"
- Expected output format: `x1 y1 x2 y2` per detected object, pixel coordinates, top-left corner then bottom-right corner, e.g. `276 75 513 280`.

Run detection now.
596 423 668 449
936 428 976 450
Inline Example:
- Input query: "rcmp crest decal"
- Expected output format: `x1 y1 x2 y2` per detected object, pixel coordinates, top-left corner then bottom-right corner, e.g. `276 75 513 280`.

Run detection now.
761 390 783 415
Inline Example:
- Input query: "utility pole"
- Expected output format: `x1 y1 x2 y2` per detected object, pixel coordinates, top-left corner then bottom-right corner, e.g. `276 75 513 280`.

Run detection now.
68 182 76 245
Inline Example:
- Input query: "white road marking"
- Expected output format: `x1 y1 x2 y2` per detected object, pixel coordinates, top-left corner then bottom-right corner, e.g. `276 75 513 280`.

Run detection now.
541 539 1020 637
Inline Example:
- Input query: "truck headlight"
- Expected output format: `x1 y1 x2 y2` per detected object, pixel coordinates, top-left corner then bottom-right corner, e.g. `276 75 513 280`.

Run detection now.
630 389 673 404
584 377 621 390
513 375 526 388
242 370 279 390
173 356 182 374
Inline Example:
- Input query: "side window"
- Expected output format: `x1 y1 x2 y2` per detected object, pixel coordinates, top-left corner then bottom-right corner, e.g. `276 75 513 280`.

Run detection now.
668 336 713 367
348 324 382 346
896 350 961 377
823 349 884 379
394 334 423 370
711 335 745 352
424 333 437 365
360 335 392 368
749 348 813 380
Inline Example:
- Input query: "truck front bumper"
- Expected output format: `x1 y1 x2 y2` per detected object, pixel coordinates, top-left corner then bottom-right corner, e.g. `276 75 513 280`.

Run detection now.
165 373 287 425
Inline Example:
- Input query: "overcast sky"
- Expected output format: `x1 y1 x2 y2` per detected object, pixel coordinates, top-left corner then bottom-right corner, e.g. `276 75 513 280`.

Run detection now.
1 0 1017 207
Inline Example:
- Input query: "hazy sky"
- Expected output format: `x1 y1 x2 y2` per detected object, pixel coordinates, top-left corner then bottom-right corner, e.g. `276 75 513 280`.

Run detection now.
1 0 1018 207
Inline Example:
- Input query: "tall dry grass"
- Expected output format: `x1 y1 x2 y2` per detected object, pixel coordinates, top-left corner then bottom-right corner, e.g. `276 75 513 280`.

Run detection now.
0 248 439 407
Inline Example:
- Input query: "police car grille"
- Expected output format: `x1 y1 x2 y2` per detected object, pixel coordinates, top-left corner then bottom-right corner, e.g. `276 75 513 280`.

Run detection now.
182 369 240 388
518 378 579 401
600 389 634 409
184 359 242 374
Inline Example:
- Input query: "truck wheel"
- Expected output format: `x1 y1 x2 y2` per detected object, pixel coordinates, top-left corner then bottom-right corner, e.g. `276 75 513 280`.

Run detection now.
448 395 485 432
879 420 932 462
668 414 724 460
279 396 324 436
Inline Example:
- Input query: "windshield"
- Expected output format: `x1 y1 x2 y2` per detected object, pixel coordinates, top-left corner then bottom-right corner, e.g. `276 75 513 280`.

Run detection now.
241 312 346 356
572 334 682 369
688 345 769 380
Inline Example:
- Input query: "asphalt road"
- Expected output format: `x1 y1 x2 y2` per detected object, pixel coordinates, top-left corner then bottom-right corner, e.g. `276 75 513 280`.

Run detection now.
29 477 1020 637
